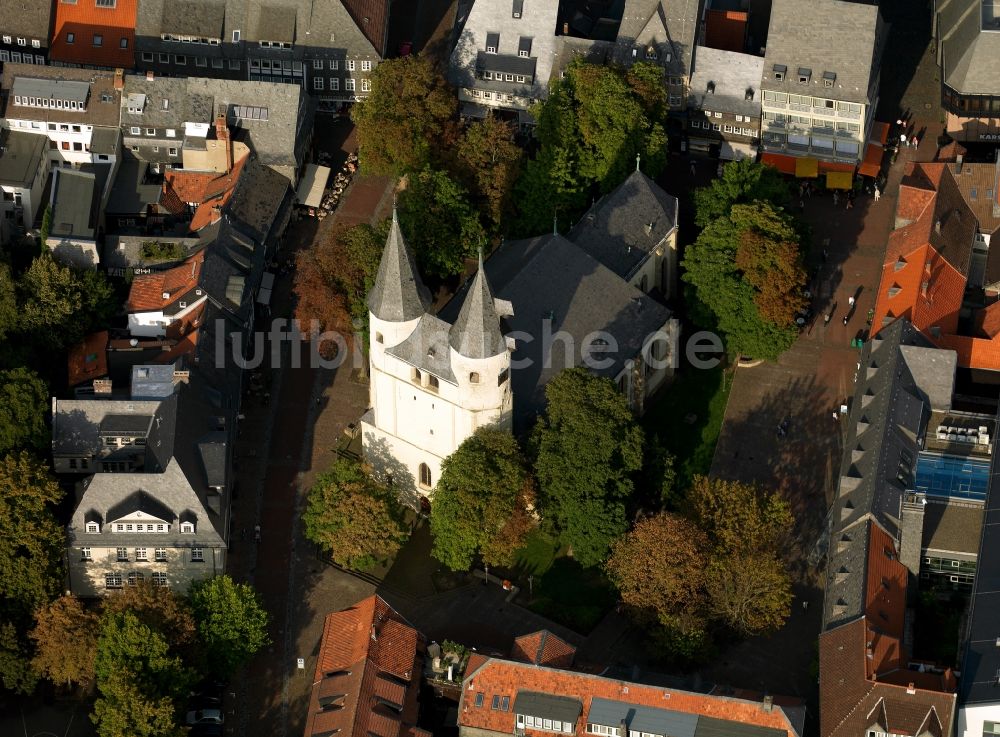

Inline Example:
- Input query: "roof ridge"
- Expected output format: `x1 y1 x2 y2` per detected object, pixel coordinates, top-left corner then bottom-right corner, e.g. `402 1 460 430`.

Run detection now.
535 631 549 665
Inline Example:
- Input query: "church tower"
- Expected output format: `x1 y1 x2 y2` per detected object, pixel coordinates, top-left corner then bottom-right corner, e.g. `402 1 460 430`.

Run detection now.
361 219 512 506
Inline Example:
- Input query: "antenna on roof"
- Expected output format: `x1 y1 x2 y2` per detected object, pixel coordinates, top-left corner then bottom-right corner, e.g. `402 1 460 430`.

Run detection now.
636 153 641 172
552 213 557 236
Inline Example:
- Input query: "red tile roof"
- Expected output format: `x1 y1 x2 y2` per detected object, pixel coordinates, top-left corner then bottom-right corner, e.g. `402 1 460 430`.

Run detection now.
163 149 249 233
67 330 109 387
126 250 205 313
341 0 391 56
460 656 802 737
50 0 137 68
975 300 1000 338
510 631 577 668
305 595 425 737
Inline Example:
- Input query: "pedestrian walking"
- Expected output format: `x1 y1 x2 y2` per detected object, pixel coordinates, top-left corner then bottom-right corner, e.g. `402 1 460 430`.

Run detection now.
896 118 903 128
846 192 854 210
899 133 907 147
824 312 832 325
832 411 839 421
833 191 839 206
874 186 881 202
848 295 856 307
912 136 919 149
690 161 696 176
843 314 849 325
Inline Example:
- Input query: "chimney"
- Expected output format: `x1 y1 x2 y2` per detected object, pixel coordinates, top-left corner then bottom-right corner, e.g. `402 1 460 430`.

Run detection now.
563 21 569 34
906 682 916 695
215 114 232 173
93 378 112 394
935 220 941 234
113 68 124 91
146 70 154 82
954 153 963 175
762 696 773 713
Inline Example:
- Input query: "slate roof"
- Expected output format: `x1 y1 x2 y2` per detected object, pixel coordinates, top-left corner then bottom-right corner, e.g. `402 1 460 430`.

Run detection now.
459 656 801 737
67 459 226 548
0 128 46 187
225 155 293 244
937 0 1000 95
0 0 55 44
305 595 427 737
761 0 883 105
568 170 678 281
386 314 457 384
449 256 505 359
49 0 137 67
1 64 122 127
52 394 177 472
439 233 672 428
959 442 1000 704
106 155 164 216
688 46 765 119
615 0 702 76
368 209 432 323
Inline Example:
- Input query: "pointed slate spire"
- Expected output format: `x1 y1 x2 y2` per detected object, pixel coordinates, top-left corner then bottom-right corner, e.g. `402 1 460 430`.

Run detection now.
367 207 431 322
449 251 504 359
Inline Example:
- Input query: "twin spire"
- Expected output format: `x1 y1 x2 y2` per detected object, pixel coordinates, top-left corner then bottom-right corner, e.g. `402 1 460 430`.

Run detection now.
369 207 505 359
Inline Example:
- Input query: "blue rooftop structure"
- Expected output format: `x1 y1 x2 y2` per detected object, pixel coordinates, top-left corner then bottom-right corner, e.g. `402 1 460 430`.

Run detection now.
914 452 990 502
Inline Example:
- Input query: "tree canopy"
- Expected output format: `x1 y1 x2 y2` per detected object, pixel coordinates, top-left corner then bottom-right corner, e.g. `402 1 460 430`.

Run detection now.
452 115 524 232
682 202 806 360
397 167 485 277
532 369 643 567
351 55 458 176
189 575 270 679
692 158 791 228
303 459 410 570
102 580 198 660
30 594 100 690
431 427 536 570
513 60 669 235
0 367 49 456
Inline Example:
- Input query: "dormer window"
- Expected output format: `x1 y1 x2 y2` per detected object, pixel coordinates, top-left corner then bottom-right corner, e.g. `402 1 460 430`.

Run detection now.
772 64 786 81
645 45 657 60
518 36 531 58
485 32 499 54
798 67 811 84
469 372 480 384
823 71 836 88
86 521 100 533
707 80 715 94
512 0 522 17
180 521 195 533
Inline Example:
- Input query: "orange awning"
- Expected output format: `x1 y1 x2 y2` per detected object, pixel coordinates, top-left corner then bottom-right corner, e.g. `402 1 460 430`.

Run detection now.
761 152 796 175
795 157 819 178
817 160 856 173
869 121 890 145
858 142 884 178
826 171 853 190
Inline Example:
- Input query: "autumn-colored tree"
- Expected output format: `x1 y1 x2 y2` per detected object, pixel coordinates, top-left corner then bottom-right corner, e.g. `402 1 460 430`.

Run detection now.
605 513 708 625
452 115 523 230
303 459 410 570
736 230 808 325
102 580 198 656
30 594 100 689
686 475 793 556
430 428 536 570
705 553 792 636
351 55 458 176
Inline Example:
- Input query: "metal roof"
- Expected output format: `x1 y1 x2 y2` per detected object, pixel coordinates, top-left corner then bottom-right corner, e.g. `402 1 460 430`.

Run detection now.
11 76 90 106
588 697 698 737
513 691 582 723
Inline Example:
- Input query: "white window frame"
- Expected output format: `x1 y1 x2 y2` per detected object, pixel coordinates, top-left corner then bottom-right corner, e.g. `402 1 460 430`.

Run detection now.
313 77 324 90
346 59 355 71
154 548 167 561
130 126 140 134
180 521 195 533
312 58 324 69
81 547 91 560
86 521 100 533
232 30 241 42
135 547 147 560
191 547 204 562
361 60 372 71
361 78 370 92
330 78 339 91
345 78 355 91
329 59 338 70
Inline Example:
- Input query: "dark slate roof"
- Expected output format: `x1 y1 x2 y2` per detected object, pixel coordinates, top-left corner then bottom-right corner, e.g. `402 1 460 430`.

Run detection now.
688 46 765 119
106 155 163 216
51 169 97 240
568 170 678 281
0 129 46 187
105 489 175 526
387 314 458 384
921 500 983 556
823 318 957 629
695 716 788 737
512 691 582 723
368 209 431 322
937 0 1000 95
589 697 698 737
761 0 883 106
476 51 537 77
0 0 54 44
615 0 702 76
959 438 1000 704
197 430 228 488
199 223 266 326
164 0 227 38
449 257 505 359
440 233 672 429
225 156 292 244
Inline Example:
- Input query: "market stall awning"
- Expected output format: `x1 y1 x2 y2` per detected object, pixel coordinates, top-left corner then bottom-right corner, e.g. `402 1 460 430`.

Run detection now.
858 142 884 178
295 164 331 208
869 121 890 145
761 152 797 175
795 157 819 178
826 171 854 190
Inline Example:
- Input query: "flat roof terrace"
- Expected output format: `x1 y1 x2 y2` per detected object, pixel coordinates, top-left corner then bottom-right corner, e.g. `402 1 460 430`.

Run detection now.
923 409 995 459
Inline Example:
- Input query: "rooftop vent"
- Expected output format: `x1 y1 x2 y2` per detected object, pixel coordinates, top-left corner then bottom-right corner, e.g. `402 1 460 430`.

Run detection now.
707 80 715 94
745 87 754 101
161 291 170 300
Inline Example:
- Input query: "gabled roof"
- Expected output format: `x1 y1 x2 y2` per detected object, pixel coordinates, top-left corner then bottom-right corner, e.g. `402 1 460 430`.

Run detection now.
936 0 1000 95
163 146 250 233
449 254 505 359
0 0 55 44
305 595 426 737
368 209 431 323
616 0 702 76
460 656 801 737
50 0 137 67
568 169 678 282
127 250 206 314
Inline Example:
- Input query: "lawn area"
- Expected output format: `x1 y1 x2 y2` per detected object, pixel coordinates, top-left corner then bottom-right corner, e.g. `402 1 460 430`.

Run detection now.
642 362 733 491
506 530 618 634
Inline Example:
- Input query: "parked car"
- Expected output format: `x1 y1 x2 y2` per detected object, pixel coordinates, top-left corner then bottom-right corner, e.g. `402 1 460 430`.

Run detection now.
186 709 224 726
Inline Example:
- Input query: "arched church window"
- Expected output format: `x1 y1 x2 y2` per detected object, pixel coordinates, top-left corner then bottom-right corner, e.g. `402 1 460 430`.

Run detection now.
469 372 480 384
375 332 384 343
418 463 432 489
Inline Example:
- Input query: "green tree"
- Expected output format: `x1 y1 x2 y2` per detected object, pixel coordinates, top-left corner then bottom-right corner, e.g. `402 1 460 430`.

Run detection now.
398 167 485 277
682 202 805 360
452 115 523 230
686 476 793 556
0 452 65 616
351 55 457 175
18 255 116 348
0 367 48 455
532 369 643 566
0 620 38 694
189 576 270 679
0 264 17 342
92 672 182 737
431 428 536 570
30 594 100 690
692 158 791 228
705 552 792 636
513 60 668 235
303 459 410 570
102 580 198 659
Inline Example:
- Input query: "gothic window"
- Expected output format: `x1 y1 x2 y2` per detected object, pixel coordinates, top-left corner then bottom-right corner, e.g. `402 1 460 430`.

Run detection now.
418 463 432 489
